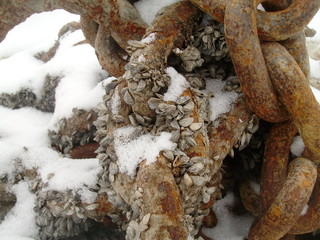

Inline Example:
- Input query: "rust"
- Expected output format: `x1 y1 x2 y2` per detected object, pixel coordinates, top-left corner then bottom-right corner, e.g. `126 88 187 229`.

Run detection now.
262 42 320 163
289 169 320 234
224 0 289 122
158 181 182 220
203 208 218 228
70 142 99 159
190 0 319 41
260 121 297 211
248 158 317 240
80 16 99 47
95 26 128 77
239 180 261 217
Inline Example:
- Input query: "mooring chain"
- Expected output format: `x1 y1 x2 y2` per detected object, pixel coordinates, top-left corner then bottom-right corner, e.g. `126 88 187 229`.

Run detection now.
221 0 320 239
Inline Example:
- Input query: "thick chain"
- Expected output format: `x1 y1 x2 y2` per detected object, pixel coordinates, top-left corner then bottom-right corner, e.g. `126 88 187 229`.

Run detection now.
193 0 320 239
189 0 320 238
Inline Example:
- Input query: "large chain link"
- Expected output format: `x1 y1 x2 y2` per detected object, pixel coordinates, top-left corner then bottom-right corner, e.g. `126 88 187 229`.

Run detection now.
191 0 320 239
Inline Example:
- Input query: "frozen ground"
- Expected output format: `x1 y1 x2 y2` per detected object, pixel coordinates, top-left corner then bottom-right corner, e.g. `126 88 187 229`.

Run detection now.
0 4 319 240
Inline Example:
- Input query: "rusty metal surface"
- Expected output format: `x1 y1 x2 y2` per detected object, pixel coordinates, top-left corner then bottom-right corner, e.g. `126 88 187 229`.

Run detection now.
248 158 317 240
190 0 319 41
224 0 289 122
289 168 320 234
260 121 297 211
262 42 320 163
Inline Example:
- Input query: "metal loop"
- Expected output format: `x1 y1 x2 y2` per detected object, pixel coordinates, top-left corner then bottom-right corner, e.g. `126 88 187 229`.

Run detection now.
190 0 320 41
248 158 317 240
224 0 289 122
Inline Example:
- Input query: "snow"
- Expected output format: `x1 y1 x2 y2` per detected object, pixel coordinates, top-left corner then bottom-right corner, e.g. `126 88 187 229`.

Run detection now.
114 126 176 176
290 136 305 157
164 67 190 102
310 58 320 78
0 10 80 58
206 79 239 122
134 0 182 25
202 192 254 240
0 182 38 240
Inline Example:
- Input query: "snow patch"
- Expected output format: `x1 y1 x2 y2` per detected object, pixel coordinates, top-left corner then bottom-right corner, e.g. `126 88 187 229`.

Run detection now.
114 126 176 176
206 79 239 122
164 67 190 102
135 0 182 25
202 192 254 240
291 136 305 157
0 182 38 239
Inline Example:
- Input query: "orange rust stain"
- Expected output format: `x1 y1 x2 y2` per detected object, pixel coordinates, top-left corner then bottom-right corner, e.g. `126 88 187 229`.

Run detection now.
95 195 113 215
166 225 187 240
158 181 182 219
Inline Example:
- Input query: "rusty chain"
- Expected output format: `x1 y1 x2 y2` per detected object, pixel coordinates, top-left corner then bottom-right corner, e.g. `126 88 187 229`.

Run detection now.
1 0 320 239
195 0 320 239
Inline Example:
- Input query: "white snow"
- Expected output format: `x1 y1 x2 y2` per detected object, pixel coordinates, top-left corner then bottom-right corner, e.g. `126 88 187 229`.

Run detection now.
114 126 176 176
202 192 254 240
0 10 80 58
206 79 239 122
164 67 190 102
310 57 320 78
290 136 305 157
134 0 182 25
0 182 38 240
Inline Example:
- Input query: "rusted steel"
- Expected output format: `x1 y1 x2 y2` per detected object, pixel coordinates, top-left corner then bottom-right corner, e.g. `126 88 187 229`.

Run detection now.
80 16 99 47
189 0 225 23
279 32 310 79
262 0 310 79
224 0 289 122
256 0 320 41
239 180 261 217
136 156 188 240
107 0 147 50
260 121 297 212
248 158 317 240
70 142 99 159
95 26 128 77
0 0 35 42
262 42 320 163
190 0 319 41
289 168 320 234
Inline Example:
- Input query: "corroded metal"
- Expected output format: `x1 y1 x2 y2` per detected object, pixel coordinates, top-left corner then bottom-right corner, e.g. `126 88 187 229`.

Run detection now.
224 0 288 122
260 121 297 211
262 42 320 163
289 169 320 234
190 0 320 41
248 158 317 240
